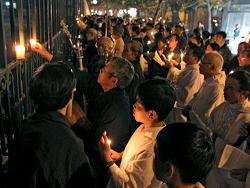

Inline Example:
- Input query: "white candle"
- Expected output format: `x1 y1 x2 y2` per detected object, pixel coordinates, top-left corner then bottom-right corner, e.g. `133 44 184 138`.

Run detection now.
147 40 151 45
181 53 184 62
107 139 111 145
168 52 174 62
30 39 37 48
15 45 25 60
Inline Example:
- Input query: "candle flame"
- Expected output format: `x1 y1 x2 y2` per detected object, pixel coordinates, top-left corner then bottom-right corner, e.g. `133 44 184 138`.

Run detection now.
30 39 37 47
107 139 111 145
168 52 174 61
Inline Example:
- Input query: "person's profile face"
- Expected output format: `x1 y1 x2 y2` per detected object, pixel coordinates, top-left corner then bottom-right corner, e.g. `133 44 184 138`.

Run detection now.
224 77 244 104
132 96 148 123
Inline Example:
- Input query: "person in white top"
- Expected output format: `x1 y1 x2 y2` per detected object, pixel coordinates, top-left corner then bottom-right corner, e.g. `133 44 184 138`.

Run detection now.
99 79 176 188
154 122 215 188
189 51 226 125
176 45 204 107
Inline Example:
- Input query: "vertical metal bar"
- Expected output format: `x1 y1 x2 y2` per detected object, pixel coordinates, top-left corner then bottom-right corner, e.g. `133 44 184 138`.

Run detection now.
9 0 16 44
26 0 31 39
31 0 37 39
17 0 25 45
37 0 41 41
49 0 53 51
0 0 7 68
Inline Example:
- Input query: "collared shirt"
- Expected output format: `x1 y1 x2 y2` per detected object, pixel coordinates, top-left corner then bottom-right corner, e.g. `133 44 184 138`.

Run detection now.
190 72 226 125
176 64 204 107
107 123 166 188
210 100 250 142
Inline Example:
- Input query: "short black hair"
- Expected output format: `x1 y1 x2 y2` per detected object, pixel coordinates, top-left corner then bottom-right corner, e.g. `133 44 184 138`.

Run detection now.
228 70 250 98
137 79 176 121
156 122 215 184
202 30 211 40
216 31 227 39
132 25 141 35
29 62 76 111
188 45 204 61
207 42 220 52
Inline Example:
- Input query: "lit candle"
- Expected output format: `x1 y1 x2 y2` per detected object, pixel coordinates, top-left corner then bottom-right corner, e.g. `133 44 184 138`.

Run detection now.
163 20 166 24
180 53 184 62
30 39 37 48
147 51 149 54
147 40 151 45
15 45 25 60
142 18 145 22
107 139 111 145
168 52 174 62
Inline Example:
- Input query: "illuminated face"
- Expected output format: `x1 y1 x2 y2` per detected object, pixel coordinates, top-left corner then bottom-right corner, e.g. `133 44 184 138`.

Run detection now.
224 77 244 104
168 36 178 49
133 97 148 123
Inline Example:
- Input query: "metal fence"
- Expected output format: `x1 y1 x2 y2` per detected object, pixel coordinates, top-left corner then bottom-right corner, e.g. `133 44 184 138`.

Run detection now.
0 0 83 184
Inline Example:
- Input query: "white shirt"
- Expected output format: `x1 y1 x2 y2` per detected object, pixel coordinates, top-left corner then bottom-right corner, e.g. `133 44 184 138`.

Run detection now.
176 64 204 107
107 123 166 188
189 72 226 125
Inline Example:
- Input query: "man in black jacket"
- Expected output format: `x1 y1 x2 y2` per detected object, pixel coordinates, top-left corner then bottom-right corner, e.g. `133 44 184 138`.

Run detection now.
8 63 95 188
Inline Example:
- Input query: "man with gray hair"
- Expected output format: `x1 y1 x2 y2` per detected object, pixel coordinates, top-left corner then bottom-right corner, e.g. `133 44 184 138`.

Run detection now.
187 51 226 125
73 56 135 187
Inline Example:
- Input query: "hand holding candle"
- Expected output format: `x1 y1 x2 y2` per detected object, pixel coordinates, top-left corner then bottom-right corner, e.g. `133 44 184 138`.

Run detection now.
15 45 25 60
99 131 112 161
30 39 37 49
168 52 174 62
180 52 184 62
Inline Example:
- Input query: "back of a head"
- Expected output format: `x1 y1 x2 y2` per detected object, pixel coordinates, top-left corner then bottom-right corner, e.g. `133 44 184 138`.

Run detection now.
156 122 215 184
109 56 135 89
113 25 124 37
202 30 211 40
128 40 143 58
29 63 76 111
132 25 141 36
207 42 220 52
137 79 176 121
201 51 224 72
189 45 204 61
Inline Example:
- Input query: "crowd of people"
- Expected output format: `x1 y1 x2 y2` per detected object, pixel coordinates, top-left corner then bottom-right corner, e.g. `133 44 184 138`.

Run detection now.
7 15 250 188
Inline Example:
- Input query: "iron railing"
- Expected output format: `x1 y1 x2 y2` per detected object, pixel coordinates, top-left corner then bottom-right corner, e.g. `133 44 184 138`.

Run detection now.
0 0 83 184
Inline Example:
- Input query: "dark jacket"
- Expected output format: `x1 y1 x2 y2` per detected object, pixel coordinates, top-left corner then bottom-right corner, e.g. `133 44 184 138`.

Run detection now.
9 111 95 188
88 87 131 152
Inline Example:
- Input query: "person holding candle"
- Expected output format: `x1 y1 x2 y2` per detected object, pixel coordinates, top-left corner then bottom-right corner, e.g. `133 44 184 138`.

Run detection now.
99 79 176 188
175 45 204 107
